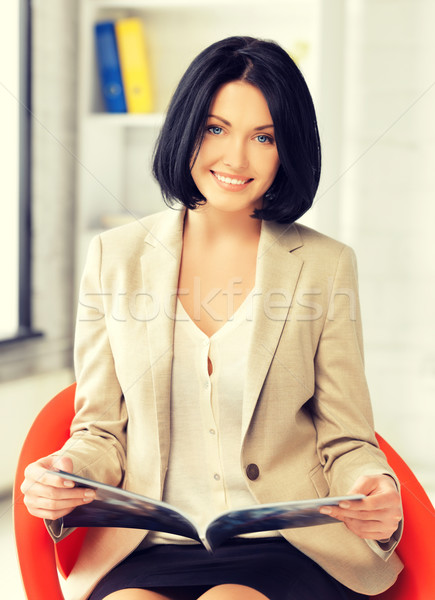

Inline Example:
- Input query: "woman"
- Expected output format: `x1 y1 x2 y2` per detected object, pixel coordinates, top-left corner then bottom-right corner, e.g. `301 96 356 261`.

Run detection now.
22 37 403 600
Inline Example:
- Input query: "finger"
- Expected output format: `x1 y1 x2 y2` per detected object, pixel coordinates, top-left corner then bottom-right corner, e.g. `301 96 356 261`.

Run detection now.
21 472 74 496
23 489 95 519
24 462 75 490
26 493 95 513
337 499 366 511
348 474 398 498
22 481 93 502
342 517 398 540
320 505 402 527
341 494 392 509
320 505 359 520
337 508 402 523
328 507 385 520
327 509 401 540
339 490 401 512
50 456 74 472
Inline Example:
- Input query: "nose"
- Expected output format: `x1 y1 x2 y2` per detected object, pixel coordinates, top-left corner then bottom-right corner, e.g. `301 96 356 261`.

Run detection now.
223 138 249 170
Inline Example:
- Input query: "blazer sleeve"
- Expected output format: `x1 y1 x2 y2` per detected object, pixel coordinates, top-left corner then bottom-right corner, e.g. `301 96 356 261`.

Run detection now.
310 245 402 558
55 234 127 484
46 235 128 542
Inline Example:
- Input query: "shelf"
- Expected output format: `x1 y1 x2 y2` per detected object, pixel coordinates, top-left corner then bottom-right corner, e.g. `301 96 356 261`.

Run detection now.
76 0 323 288
84 112 165 127
87 0 266 9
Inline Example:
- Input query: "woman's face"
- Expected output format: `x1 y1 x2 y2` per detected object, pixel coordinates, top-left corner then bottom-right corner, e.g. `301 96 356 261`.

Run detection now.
190 81 280 215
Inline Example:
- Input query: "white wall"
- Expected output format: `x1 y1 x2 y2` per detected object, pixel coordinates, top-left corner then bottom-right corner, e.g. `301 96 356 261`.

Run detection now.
0 369 74 492
329 0 435 497
0 0 78 382
0 0 78 489
2 0 434 501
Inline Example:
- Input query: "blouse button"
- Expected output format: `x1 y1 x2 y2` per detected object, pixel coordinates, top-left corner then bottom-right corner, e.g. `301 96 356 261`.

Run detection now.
213 473 221 481
246 463 260 481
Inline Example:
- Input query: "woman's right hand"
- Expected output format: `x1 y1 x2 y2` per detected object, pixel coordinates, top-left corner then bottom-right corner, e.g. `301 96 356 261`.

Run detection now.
21 455 96 520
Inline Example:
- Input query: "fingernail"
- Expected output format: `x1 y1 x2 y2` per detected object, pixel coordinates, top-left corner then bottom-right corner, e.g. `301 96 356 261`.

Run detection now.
83 496 94 503
84 490 95 498
320 507 332 515
63 480 74 487
339 502 350 509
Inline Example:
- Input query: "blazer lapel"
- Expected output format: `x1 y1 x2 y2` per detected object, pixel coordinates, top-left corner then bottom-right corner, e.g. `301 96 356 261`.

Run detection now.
138 211 304 472
140 208 185 477
242 221 304 439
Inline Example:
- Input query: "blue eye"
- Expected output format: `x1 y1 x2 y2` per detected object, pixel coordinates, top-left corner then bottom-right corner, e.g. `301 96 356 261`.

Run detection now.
208 126 223 135
256 134 272 144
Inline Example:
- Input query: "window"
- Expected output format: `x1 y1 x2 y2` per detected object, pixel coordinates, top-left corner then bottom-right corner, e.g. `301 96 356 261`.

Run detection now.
0 0 33 341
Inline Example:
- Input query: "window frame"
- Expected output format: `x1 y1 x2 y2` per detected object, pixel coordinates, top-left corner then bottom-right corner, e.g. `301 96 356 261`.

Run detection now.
0 0 41 345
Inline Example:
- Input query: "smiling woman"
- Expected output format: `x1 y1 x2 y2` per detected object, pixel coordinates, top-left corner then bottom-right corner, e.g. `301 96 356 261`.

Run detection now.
190 82 281 216
22 36 403 600
153 36 321 224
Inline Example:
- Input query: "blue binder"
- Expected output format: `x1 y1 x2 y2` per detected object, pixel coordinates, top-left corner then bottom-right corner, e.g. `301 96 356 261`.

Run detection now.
94 21 127 113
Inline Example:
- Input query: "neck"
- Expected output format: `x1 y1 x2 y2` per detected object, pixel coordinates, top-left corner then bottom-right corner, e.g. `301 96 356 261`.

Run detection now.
184 205 262 244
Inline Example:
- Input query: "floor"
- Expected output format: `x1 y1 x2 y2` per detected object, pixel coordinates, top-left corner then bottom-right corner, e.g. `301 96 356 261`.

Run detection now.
1 494 26 599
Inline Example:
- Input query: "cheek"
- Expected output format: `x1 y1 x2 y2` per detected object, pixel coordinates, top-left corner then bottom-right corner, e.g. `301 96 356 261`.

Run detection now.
194 137 218 167
190 163 202 191
190 153 213 194
190 146 208 180
190 136 212 171
260 154 280 184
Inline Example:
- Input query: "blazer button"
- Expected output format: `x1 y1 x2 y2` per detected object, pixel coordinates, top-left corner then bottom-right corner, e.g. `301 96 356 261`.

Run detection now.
246 463 260 481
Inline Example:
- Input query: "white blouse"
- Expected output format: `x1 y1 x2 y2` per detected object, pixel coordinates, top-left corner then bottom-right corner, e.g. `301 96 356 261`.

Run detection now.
147 290 279 545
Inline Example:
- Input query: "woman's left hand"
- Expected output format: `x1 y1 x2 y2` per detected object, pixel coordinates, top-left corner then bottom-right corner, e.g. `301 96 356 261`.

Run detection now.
319 474 403 541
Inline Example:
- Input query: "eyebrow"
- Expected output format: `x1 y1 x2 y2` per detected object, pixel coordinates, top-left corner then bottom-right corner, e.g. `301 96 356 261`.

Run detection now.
208 114 274 131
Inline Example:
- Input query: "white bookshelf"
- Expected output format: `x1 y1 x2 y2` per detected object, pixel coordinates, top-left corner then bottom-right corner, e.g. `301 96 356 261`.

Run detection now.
75 0 323 280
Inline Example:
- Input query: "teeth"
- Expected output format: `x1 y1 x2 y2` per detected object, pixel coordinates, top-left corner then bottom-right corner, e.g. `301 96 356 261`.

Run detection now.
214 172 250 185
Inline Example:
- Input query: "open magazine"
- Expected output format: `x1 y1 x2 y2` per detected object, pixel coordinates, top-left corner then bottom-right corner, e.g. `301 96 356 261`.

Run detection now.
50 470 364 553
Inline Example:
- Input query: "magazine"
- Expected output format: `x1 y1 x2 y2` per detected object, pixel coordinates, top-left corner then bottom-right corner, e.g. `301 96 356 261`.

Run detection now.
50 470 364 552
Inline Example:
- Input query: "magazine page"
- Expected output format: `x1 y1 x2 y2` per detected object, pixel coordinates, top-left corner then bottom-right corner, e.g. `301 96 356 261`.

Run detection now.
49 471 363 552
205 495 364 551
49 470 200 542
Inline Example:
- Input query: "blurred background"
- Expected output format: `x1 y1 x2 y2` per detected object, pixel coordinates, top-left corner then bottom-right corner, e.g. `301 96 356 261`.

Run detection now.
1 0 434 596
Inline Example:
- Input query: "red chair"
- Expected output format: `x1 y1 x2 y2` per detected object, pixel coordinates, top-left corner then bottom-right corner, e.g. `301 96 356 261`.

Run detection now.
13 383 86 600
14 385 435 599
372 433 435 599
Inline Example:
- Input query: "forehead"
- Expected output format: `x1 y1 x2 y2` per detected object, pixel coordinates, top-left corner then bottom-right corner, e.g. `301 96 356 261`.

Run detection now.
209 81 274 126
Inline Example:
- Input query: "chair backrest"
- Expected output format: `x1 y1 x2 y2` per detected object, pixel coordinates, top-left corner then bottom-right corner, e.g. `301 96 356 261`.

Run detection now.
371 433 435 599
13 383 86 600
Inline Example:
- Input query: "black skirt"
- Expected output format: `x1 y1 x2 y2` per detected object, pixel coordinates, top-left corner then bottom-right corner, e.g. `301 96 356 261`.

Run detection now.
88 537 368 600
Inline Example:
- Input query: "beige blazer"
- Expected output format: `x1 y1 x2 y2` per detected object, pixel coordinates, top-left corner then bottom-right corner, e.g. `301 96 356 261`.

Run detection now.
54 208 403 600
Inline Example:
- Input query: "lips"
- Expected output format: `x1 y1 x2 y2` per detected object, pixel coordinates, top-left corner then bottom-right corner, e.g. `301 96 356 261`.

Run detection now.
211 171 253 187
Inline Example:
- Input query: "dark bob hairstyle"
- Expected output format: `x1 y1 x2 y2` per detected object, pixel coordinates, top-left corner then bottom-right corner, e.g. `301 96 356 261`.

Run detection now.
153 36 321 224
